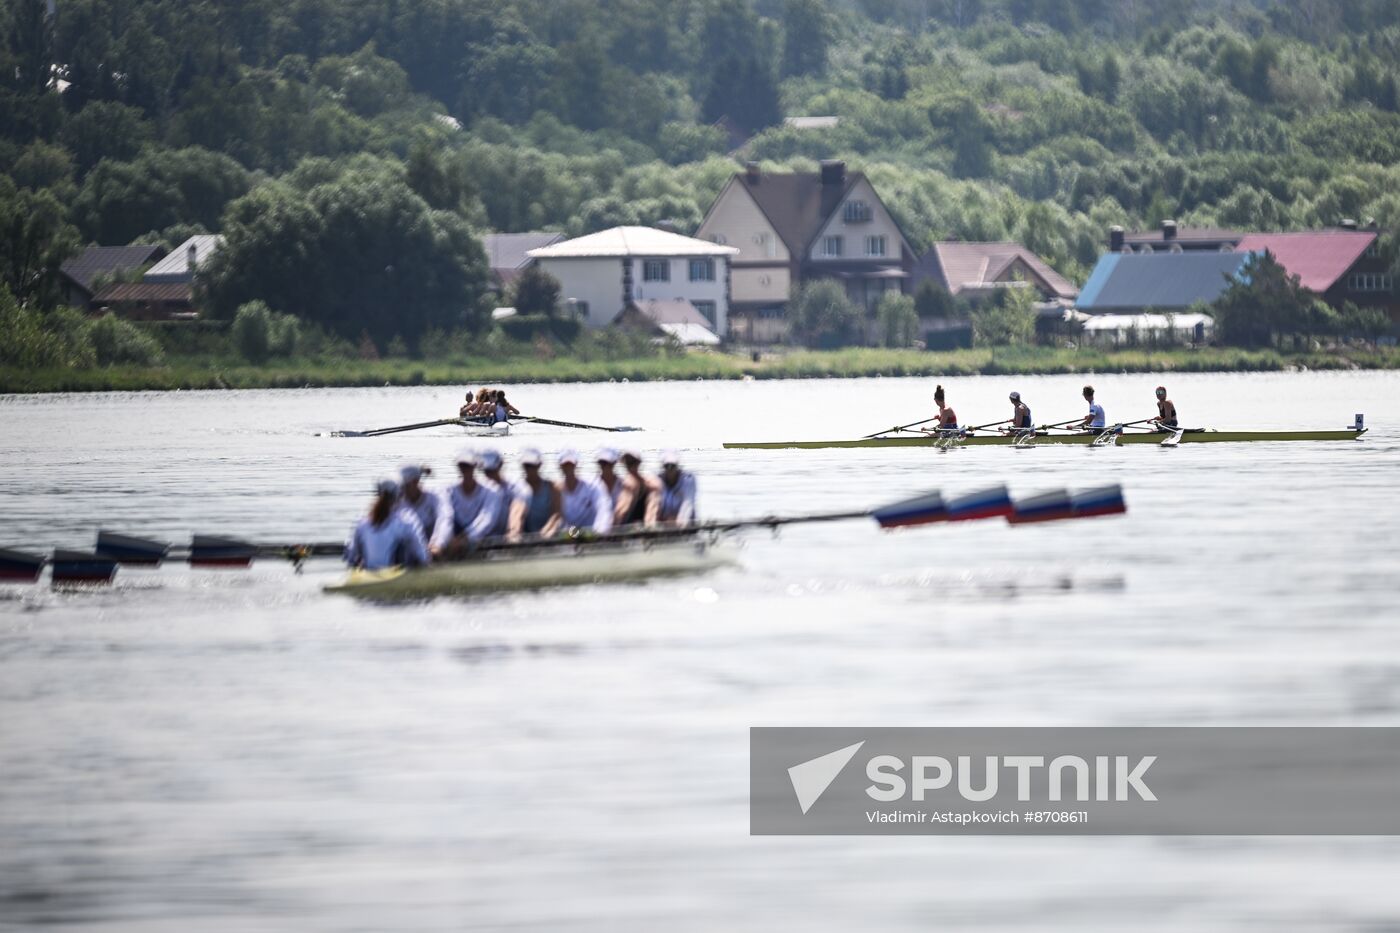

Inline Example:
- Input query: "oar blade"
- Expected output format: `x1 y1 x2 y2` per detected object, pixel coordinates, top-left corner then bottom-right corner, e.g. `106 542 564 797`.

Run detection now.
1070 484 1128 519
872 491 947 529
0 547 46 583
96 531 170 566
1008 489 1075 525
51 549 118 585
945 485 1014 522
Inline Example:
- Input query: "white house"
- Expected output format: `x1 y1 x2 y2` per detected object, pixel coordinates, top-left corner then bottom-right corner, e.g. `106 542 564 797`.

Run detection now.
527 226 738 334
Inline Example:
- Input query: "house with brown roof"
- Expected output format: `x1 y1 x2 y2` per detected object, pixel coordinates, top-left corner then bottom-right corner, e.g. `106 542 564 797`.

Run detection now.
694 160 915 342
916 241 1077 303
59 244 166 307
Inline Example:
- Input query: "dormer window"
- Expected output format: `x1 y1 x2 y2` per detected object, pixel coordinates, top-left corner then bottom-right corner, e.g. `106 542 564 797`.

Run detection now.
843 200 872 223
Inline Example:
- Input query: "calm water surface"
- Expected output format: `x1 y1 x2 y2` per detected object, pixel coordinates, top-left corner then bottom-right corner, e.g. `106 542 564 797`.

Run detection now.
2 371 1399 931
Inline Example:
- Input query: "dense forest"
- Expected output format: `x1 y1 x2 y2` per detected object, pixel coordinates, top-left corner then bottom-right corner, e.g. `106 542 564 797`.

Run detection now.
4 0 1400 351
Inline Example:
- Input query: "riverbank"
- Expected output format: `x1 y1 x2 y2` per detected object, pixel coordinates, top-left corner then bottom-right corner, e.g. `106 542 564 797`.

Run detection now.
5 346 1399 393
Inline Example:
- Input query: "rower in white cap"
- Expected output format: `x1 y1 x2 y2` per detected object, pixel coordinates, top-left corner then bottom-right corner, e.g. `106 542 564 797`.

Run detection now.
557 449 614 534
509 447 561 538
432 448 505 556
595 447 625 516
345 477 431 571
397 464 439 535
652 449 698 527
477 449 516 538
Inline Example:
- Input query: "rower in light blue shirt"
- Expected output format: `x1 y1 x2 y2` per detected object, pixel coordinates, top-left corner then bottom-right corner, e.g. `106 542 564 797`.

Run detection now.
1079 385 1107 431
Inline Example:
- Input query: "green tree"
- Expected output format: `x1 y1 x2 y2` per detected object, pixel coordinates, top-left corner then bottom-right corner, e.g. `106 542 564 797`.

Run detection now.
914 279 958 319
204 167 490 348
787 280 861 348
969 284 1036 347
875 292 920 347
0 177 79 310
511 263 562 317
781 0 834 78
1211 250 1316 348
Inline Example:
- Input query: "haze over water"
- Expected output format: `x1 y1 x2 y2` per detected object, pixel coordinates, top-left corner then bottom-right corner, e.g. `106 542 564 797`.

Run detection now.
2 371 1399 931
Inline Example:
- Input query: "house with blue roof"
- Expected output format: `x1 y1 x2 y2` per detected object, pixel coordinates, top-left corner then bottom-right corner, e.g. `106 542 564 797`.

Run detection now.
1073 250 1255 346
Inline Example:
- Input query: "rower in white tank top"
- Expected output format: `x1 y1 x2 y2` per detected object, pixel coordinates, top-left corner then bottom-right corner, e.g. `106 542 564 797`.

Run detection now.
557 449 614 533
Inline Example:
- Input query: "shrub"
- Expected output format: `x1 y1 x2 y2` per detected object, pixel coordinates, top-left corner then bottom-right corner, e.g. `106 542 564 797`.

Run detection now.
0 288 97 368
787 280 862 348
875 293 920 348
89 313 165 366
232 301 273 363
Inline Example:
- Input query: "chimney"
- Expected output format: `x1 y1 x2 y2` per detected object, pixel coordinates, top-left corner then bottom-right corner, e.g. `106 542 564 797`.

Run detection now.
187 242 198 270
654 218 679 234
1161 220 1177 241
1339 218 1358 230
1109 226 1124 252
819 159 846 186
745 161 761 183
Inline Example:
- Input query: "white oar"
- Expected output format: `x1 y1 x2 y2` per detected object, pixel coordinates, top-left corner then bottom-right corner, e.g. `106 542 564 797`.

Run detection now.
1161 426 1185 447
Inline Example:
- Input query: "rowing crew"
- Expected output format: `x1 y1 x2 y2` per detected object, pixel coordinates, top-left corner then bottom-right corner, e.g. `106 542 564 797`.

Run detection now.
460 387 520 422
345 447 699 571
923 383 1180 435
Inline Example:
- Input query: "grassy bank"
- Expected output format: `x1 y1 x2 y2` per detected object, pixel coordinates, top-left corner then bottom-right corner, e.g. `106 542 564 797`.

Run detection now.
5 346 1400 393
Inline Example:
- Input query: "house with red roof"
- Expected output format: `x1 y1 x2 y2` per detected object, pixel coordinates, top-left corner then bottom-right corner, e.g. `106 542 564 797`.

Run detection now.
1232 230 1396 322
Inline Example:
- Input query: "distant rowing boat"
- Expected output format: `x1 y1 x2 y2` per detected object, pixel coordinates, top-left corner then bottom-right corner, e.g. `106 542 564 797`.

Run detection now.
723 427 1368 450
325 540 735 599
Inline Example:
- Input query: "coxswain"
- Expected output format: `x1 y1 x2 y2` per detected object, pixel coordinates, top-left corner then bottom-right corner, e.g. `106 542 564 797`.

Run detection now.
557 449 614 534
397 464 439 534
509 447 561 538
493 390 521 424
616 449 657 526
345 477 430 571
651 450 698 527
1007 392 1033 432
431 448 505 556
1078 385 1106 432
1154 386 1178 430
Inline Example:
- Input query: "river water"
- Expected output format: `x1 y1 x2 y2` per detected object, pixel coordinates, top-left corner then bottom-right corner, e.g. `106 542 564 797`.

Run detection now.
2 371 1398 931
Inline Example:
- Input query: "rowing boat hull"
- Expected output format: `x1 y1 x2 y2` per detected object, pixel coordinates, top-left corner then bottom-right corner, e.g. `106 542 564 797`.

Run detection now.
325 541 735 599
723 429 1367 449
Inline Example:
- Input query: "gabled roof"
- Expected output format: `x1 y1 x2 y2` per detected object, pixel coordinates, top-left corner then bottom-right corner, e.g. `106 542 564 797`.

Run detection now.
925 242 1077 299
144 235 224 283
1233 230 1377 292
732 171 861 257
1076 252 1251 312
60 245 165 292
620 298 712 327
484 232 564 274
529 226 738 259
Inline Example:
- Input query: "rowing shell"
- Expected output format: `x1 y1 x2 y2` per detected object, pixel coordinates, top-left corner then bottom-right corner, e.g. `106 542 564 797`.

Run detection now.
460 417 510 437
723 428 1367 450
325 540 735 599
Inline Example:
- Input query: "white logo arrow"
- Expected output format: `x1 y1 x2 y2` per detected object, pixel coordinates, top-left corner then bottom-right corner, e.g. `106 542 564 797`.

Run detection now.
788 741 865 814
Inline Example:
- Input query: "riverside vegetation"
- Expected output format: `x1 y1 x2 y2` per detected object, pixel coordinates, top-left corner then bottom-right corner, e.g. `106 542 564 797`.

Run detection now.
3 0 1400 390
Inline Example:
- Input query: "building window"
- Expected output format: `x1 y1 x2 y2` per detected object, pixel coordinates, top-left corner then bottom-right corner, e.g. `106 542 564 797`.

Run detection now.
643 259 670 282
822 235 844 258
865 235 887 257
689 258 715 282
1348 273 1393 292
693 300 717 326
843 200 872 223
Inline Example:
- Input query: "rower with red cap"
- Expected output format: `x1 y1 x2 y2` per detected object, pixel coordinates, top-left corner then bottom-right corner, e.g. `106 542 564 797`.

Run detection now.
1153 386 1178 431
